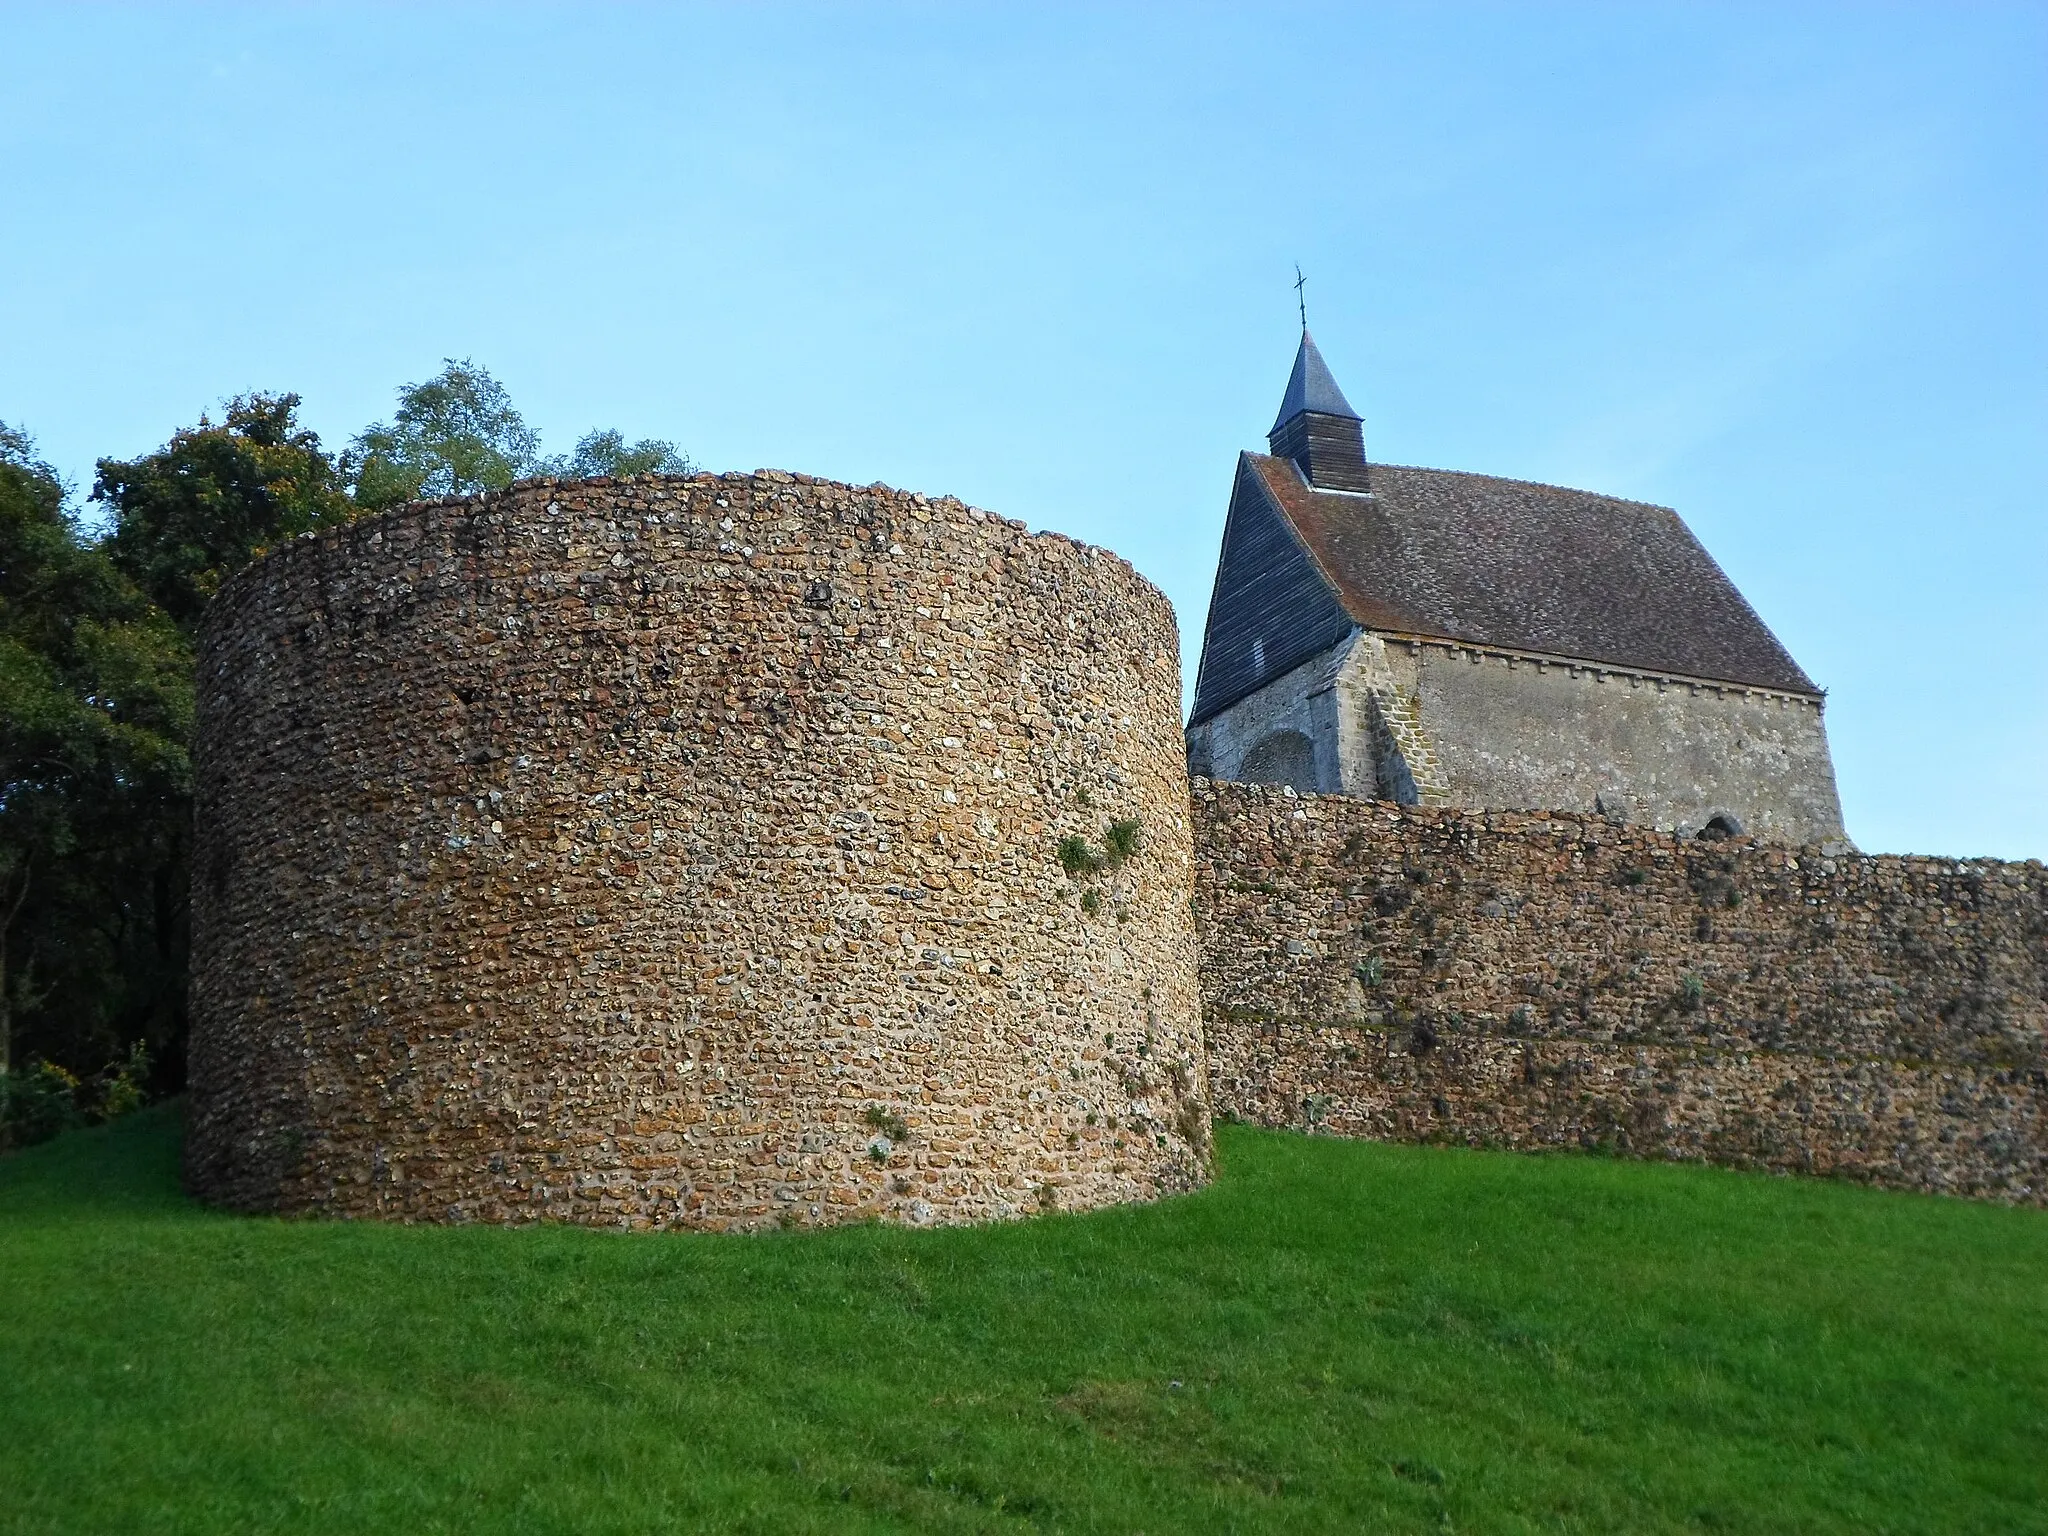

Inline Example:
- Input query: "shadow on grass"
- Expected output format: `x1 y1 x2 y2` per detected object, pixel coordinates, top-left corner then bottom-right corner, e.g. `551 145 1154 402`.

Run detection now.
0 1099 195 1219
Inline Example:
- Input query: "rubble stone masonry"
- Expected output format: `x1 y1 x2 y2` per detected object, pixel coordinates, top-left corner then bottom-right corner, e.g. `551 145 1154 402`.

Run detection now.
185 472 1209 1229
1192 780 2046 1203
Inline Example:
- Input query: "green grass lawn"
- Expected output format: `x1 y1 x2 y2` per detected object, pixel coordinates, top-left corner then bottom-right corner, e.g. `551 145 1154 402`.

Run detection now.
2 1106 2043 1535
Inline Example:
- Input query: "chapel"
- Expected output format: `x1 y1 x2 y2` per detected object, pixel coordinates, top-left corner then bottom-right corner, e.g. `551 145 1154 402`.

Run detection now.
1185 332 1848 845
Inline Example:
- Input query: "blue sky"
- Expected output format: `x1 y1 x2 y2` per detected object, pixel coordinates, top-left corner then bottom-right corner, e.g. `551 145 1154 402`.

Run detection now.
3 3 2042 858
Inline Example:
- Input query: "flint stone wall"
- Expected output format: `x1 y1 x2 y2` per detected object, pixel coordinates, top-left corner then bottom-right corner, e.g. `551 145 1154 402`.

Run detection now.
1192 780 2047 1203
186 470 1209 1229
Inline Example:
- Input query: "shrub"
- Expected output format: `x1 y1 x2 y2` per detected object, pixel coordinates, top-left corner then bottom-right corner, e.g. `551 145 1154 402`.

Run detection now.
94 1042 152 1123
1 1062 83 1149
1354 956 1385 989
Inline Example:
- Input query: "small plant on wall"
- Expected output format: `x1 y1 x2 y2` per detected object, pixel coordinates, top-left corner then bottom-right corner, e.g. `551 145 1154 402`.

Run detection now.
1057 818 1143 877
863 1105 909 1141
1057 835 1101 877
1057 818 1145 915
1102 818 1142 864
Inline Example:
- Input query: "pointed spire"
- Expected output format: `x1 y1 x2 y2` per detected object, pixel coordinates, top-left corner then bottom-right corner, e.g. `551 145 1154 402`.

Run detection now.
1267 330 1371 493
1271 329 1360 434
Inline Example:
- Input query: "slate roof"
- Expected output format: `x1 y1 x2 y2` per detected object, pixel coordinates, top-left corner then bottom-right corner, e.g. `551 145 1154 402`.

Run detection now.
1243 453 1821 697
1270 330 1361 431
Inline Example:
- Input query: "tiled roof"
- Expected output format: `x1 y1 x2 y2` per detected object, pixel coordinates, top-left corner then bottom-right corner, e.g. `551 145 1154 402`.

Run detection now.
1245 453 1820 696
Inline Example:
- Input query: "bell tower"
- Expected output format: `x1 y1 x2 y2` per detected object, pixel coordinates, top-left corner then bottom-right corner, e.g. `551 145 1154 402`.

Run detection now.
1267 331 1372 493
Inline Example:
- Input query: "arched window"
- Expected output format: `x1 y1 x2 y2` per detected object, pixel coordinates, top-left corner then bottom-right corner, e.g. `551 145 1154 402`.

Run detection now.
1238 729 1317 793
1697 813 1744 841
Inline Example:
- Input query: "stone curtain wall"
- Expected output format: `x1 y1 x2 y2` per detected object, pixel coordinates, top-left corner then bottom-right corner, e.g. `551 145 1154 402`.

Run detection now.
186 471 1209 1230
1192 780 2047 1203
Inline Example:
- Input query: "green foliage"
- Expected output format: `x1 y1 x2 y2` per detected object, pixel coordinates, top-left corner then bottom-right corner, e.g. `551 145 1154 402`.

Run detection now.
26 395 352 1096
350 361 694 509
1101 817 1142 864
1679 972 1707 1010
26 1113 2030 1533
0 1041 147 1149
93 1040 151 1121
1057 817 1145 883
862 1105 909 1142
93 394 355 631
1056 834 1100 877
551 428 692 480
0 1061 81 1148
1354 955 1385 988
1079 887 1103 916
5 371 695 1104
349 359 541 511
1 424 195 1090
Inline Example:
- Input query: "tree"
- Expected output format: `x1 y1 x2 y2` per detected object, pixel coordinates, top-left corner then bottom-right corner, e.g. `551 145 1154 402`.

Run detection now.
0 424 191 1112
350 360 694 510
350 359 542 511
0 371 693 1130
43 395 354 1101
551 428 692 480
93 394 356 632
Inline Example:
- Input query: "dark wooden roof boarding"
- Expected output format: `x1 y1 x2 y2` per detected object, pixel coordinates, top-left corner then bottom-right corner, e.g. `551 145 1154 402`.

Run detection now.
1188 456 1357 726
1250 452 1821 696
1190 453 1821 725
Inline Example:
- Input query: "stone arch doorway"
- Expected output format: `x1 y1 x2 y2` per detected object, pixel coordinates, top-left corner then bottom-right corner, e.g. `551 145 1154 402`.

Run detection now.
1239 729 1317 793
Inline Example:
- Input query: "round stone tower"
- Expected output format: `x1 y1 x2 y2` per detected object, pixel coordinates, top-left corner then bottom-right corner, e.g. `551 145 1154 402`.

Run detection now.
184 471 1209 1228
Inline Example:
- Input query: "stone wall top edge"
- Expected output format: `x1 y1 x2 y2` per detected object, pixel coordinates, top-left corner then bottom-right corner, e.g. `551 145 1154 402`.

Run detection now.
1189 778 2046 878
202 467 1176 645
1362 626 1826 706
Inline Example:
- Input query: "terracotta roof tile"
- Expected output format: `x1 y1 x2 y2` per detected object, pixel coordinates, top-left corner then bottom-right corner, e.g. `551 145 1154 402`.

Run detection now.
1248 454 1819 695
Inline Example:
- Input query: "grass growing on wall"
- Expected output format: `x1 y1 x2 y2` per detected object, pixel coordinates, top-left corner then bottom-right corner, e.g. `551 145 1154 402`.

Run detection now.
3 1106 2044 1534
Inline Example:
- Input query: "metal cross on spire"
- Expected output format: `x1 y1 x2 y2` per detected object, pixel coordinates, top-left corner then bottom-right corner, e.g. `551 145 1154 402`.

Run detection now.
1293 265 1308 330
